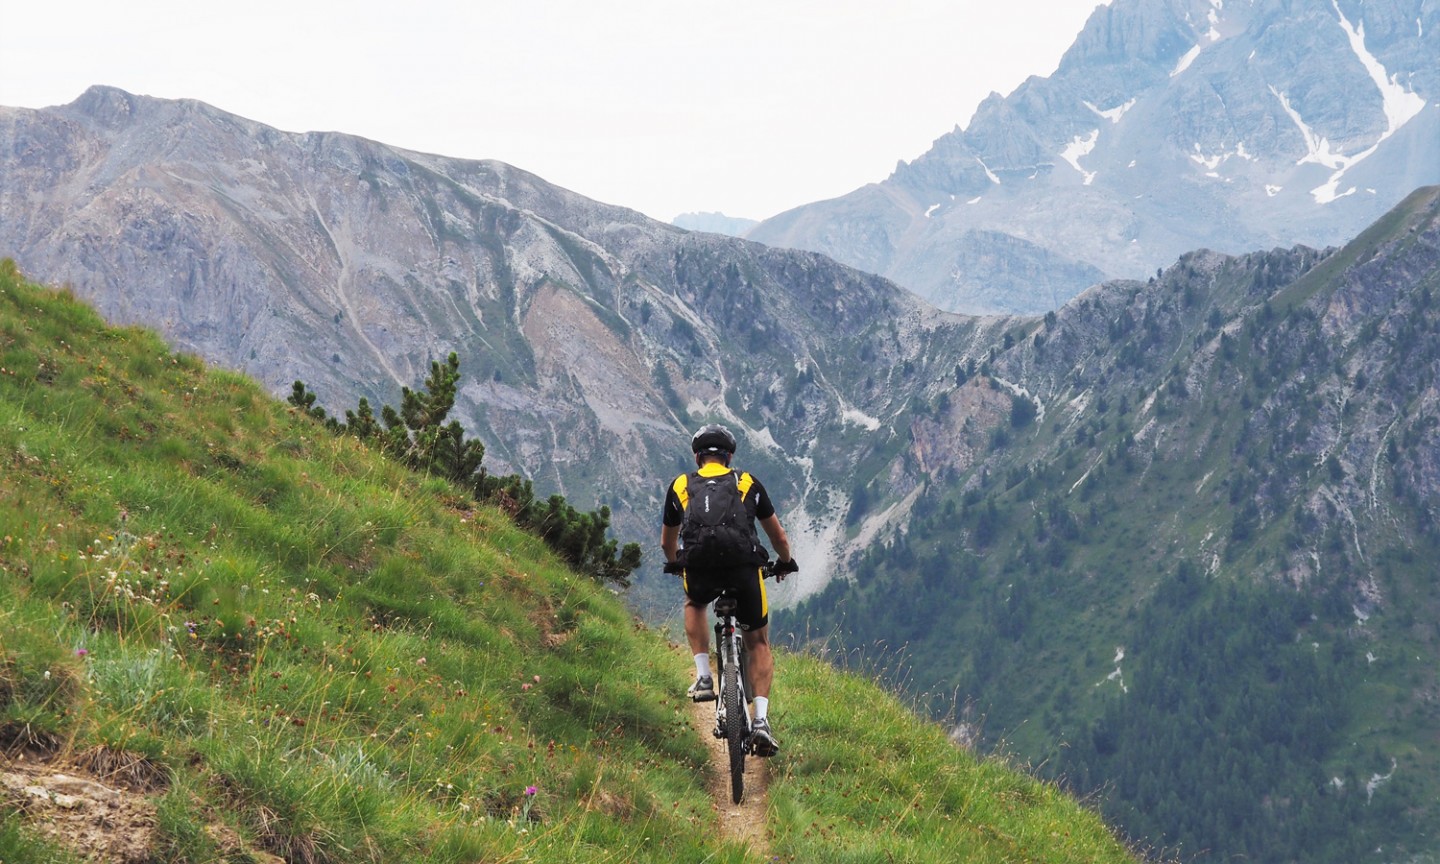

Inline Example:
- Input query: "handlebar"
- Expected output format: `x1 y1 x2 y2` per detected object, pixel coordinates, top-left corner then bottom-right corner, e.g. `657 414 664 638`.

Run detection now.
663 558 798 578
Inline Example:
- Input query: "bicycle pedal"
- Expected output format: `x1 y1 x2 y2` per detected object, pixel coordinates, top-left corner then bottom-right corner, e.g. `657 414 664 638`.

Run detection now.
691 692 717 703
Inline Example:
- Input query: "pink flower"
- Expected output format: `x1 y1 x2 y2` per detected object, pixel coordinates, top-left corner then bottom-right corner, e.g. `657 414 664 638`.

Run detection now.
525 785 537 797
75 648 89 658
521 683 531 691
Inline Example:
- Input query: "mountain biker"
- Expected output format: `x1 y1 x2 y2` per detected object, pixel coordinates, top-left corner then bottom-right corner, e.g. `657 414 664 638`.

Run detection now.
661 423 797 757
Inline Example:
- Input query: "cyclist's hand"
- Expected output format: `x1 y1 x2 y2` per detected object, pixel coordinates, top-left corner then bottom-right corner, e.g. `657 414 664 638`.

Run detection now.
774 558 798 582
663 560 685 575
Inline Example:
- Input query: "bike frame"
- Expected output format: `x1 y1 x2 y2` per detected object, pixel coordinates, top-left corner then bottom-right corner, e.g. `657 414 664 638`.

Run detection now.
710 563 771 804
712 595 751 729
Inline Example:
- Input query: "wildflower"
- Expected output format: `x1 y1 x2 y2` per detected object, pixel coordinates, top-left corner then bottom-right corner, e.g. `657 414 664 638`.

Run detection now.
75 648 89 658
532 675 541 683
517 784 539 827
417 657 427 666
521 683 531 691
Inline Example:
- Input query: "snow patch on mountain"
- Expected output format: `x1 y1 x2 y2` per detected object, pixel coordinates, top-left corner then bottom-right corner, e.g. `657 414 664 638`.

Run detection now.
1171 0 1230 79
1271 87 1346 171
1274 2 1429 203
1333 0 1426 134
1084 98 1136 123
1190 141 1258 176
1205 0 1224 40
1061 130 1100 185
1172 44 1203 77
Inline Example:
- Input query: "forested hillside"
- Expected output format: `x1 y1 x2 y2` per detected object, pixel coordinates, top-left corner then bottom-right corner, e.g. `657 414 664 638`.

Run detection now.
795 187 1440 863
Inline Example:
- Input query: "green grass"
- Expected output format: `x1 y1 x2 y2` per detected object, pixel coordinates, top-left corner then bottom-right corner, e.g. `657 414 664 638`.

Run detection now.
0 259 1142 863
771 653 1138 863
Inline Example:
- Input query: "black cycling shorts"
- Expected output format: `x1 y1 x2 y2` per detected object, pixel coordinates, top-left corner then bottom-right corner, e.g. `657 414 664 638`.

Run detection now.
683 565 769 631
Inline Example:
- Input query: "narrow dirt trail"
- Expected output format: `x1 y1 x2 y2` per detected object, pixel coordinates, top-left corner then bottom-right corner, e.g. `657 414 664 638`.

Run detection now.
687 697 772 860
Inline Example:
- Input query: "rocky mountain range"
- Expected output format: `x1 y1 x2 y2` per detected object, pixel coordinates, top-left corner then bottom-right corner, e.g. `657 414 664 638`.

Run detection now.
748 0 1439 315
0 85 1009 614
3 4 1439 851
797 185 1440 862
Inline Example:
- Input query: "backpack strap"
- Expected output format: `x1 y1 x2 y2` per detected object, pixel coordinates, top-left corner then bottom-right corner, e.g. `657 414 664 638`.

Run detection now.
678 468 752 507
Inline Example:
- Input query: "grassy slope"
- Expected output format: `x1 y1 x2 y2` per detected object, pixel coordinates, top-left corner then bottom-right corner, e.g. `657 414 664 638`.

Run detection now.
0 260 1139 863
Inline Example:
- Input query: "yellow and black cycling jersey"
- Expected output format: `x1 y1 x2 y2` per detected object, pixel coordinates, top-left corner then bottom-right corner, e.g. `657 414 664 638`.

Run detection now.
662 462 777 630
661 462 776 530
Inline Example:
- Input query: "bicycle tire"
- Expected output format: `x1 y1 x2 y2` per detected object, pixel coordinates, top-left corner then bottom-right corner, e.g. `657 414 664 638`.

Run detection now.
722 658 746 804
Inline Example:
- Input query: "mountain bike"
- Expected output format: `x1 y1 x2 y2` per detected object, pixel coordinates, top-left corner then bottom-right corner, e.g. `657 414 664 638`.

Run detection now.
709 562 776 804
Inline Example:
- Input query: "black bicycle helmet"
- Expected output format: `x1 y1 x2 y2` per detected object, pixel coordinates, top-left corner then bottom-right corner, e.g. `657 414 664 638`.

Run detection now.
691 423 738 455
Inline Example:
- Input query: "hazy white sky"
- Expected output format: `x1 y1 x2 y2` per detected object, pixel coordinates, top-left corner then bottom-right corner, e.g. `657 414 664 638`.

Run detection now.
1 1 1102 223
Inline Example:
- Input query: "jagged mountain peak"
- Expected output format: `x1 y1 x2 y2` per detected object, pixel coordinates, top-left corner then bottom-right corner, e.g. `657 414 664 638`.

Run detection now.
1058 0 1210 69
749 0 1438 315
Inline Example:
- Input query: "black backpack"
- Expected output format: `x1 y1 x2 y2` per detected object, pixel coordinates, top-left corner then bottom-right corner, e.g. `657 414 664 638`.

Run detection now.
680 470 762 568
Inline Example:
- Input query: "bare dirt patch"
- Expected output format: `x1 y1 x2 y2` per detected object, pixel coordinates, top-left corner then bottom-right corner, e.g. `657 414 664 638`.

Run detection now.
1 748 161 863
687 696 772 860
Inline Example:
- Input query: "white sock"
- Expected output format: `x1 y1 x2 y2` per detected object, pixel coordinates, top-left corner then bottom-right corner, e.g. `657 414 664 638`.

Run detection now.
753 696 769 721
694 653 712 679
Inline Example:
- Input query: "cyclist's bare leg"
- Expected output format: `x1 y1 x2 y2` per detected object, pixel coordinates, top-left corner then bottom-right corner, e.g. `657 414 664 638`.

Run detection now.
684 599 710 658
742 626 773 699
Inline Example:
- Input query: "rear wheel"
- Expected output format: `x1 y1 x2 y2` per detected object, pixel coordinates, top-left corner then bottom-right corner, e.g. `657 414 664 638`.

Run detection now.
722 658 746 804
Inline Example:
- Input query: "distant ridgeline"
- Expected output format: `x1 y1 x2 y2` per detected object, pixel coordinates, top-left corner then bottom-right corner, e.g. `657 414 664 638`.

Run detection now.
289 357 641 587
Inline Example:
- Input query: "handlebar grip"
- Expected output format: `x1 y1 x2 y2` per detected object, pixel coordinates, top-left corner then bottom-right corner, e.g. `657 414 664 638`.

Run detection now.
763 558 798 579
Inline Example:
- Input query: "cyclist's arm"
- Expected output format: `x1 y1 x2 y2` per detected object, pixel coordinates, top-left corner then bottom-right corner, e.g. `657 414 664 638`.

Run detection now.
661 481 683 565
661 524 680 564
759 514 792 564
